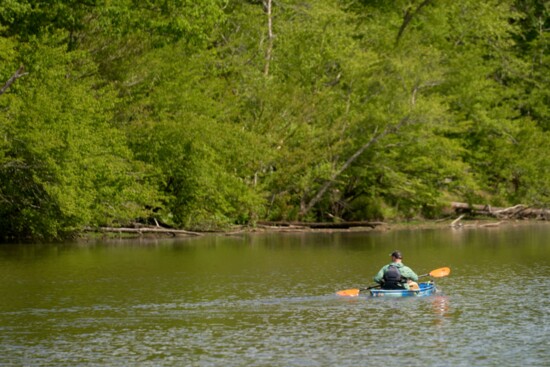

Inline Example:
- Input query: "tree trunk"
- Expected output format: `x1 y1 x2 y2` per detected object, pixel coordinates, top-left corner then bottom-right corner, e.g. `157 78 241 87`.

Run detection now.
263 0 274 76
299 116 411 217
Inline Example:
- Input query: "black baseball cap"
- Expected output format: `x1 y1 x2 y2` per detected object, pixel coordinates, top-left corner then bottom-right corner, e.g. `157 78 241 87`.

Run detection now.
390 251 403 259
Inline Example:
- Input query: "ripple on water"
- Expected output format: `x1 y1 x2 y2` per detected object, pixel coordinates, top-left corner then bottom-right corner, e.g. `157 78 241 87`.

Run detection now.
1 285 549 367
1 231 550 366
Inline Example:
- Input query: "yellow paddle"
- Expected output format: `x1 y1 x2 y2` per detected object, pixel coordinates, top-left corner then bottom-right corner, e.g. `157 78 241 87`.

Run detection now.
336 266 451 297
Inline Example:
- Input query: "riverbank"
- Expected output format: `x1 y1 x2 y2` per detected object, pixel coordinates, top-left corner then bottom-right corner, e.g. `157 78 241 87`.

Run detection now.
244 217 547 234
79 217 549 241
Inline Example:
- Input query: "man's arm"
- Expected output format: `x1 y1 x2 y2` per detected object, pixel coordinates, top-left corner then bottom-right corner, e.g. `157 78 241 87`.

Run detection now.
402 266 418 281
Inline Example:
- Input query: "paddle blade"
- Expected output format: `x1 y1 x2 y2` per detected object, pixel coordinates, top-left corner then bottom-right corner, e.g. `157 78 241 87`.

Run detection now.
336 288 360 297
429 267 451 278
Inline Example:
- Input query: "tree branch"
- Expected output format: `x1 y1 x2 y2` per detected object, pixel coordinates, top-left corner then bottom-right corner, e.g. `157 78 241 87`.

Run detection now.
0 65 27 96
300 116 411 217
395 0 434 46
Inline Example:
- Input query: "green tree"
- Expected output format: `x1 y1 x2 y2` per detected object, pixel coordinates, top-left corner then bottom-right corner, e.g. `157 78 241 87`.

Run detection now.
118 43 270 229
1 0 550 240
0 35 159 240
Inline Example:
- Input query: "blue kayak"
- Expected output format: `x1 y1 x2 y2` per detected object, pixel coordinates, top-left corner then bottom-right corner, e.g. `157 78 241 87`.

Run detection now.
369 281 436 298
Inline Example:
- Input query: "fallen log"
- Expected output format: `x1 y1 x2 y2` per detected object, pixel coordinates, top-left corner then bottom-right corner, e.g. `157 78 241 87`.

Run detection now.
480 221 504 227
257 221 385 229
85 226 203 237
450 202 550 220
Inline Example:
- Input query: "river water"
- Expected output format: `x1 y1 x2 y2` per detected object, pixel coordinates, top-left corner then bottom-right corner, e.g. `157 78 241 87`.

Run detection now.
1 223 549 366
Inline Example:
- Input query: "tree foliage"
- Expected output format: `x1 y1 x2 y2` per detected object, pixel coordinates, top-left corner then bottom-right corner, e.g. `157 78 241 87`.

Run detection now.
0 0 549 240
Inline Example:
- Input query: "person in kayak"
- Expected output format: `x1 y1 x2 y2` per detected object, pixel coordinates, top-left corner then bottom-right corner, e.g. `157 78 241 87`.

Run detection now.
373 251 419 290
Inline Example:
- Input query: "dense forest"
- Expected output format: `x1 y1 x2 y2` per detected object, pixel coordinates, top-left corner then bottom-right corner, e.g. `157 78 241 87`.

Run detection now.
0 0 548 240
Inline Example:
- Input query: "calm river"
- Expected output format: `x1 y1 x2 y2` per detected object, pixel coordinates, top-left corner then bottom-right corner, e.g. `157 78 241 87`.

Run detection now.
1 223 549 366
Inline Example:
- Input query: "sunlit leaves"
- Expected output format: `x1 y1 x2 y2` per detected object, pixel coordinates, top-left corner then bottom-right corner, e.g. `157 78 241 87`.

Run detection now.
0 38 159 240
1 0 549 239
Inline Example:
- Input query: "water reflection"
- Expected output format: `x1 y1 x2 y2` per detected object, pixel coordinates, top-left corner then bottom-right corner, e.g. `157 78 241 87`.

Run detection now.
430 295 451 326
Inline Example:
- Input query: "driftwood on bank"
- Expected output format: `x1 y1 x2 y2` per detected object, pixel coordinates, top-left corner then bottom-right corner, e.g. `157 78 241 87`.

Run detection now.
257 221 385 230
451 202 550 220
85 226 203 237
450 214 465 227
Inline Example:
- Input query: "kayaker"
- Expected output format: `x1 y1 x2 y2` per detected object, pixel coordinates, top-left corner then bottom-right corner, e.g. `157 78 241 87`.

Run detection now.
373 251 419 290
